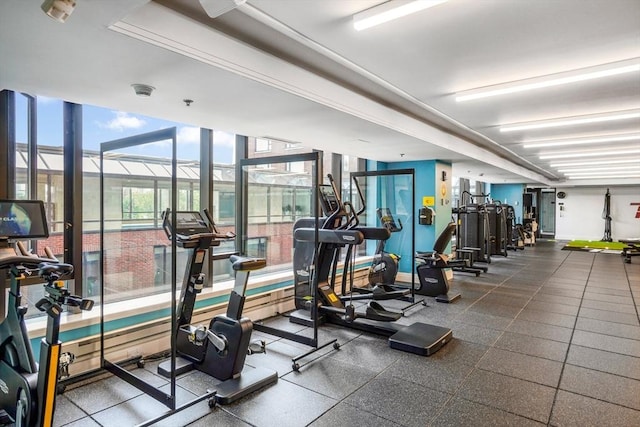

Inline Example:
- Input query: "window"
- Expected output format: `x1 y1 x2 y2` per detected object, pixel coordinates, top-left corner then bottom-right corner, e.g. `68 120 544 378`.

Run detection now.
285 161 305 173
122 186 155 221
255 138 271 153
242 153 317 277
11 95 65 318
341 155 362 202
284 142 302 150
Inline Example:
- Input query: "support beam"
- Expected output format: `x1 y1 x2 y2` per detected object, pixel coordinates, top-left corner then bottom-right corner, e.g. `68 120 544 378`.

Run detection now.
63 102 83 295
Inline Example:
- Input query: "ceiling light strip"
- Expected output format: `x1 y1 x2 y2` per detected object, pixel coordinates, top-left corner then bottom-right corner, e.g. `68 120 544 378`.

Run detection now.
501 111 640 133
523 133 640 148
564 170 640 176
550 158 640 168
558 165 640 173
353 0 448 31
567 174 640 180
457 62 640 102
540 148 640 159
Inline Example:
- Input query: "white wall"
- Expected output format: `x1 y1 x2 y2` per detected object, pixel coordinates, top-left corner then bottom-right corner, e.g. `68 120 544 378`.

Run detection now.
555 186 640 241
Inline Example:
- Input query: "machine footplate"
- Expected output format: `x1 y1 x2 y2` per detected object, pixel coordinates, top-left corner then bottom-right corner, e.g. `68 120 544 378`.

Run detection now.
214 366 278 405
389 322 452 356
157 356 195 378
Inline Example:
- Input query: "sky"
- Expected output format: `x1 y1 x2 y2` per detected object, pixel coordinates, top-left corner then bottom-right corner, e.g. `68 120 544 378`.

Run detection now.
14 95 235 164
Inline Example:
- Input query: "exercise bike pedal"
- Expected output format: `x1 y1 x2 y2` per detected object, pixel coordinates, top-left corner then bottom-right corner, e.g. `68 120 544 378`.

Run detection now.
247 339 266 355
0 409 11 424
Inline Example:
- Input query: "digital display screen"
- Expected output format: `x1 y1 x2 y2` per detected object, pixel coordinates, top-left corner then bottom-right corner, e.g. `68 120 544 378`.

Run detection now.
170 211 209 235
0 200 49 239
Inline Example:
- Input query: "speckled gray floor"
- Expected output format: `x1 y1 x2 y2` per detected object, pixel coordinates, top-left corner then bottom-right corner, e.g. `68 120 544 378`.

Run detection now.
51 241 640 426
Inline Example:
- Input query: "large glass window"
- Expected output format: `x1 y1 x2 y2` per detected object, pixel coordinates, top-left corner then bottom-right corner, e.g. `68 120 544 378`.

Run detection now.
12 95 65 318
241 153 317 277
341 155 362 202
82 106 203 299
248 137 312 160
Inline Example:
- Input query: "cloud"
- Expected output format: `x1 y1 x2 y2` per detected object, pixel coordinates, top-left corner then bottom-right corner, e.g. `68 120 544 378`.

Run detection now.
37 95 58 105
102 111 146 131
177 126 200 144
214 130 235 147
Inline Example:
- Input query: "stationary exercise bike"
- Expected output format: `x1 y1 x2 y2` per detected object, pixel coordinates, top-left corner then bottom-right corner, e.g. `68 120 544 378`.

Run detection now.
0 199 93 427
156 209 277 405
344 176 409 301
367 208 402 288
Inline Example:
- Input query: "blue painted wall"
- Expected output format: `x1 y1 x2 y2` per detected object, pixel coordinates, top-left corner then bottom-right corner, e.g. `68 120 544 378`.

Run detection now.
367 160 451 273
490 183 526 223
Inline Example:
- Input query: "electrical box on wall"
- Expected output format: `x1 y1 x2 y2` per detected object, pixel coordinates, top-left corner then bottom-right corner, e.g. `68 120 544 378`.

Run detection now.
419 206 434 225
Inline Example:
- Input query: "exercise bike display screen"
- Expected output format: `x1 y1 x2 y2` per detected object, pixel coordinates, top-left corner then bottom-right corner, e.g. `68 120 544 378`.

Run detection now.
0 199 49 239
169 211 210 236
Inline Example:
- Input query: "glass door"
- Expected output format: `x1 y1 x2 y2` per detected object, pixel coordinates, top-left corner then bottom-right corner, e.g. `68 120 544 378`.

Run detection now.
539 190 556 237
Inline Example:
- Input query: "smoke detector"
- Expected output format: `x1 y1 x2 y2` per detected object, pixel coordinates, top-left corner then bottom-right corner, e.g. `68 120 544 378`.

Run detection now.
131 84 155 97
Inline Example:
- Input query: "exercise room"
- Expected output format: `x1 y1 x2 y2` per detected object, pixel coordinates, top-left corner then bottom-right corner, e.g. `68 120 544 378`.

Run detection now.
0 1 638 426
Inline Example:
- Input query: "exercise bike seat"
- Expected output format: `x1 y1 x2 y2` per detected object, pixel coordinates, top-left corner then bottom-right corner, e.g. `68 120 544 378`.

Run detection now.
365 301 402 322
39 262 74 277
230 255 266 271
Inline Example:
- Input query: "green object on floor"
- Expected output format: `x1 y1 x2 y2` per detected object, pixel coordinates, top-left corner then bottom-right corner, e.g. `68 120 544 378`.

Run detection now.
562 240 628 252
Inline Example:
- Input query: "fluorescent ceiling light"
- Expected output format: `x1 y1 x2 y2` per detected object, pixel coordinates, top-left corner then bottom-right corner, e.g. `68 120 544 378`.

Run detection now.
353 0 448 31
540 147 640 159
500 111 640 133
456 60 640 102
567 174 640 180
523 133 640 149
559 165 640 173
550 158 640 168
564 169 640 176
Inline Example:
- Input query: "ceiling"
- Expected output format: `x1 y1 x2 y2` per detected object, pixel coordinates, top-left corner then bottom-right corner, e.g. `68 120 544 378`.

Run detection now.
1 0 639 186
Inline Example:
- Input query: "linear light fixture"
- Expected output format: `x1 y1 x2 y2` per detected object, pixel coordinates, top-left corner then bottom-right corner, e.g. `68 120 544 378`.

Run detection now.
550 158 640 168
523 133 640 149
567 173 640 180
456 60 640 102
563 169 640 176
501 111 640 133
559 165 640 173
353 0 448 31
540 147 640 160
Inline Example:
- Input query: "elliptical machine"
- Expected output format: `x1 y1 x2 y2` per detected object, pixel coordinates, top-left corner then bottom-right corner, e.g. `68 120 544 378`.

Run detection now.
291 177 452 356
156 209 277 405
0 199 93 427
